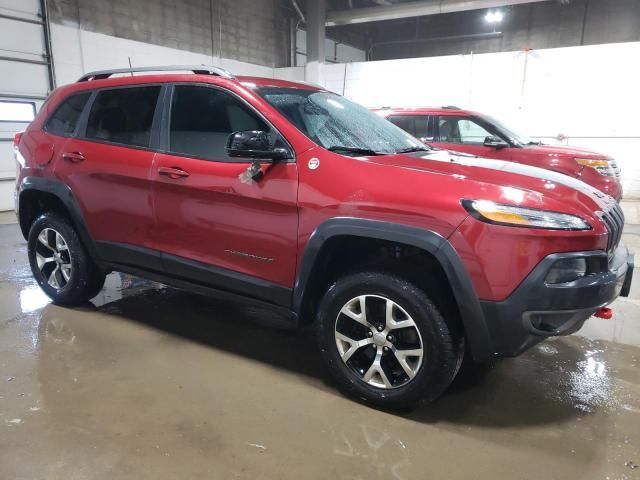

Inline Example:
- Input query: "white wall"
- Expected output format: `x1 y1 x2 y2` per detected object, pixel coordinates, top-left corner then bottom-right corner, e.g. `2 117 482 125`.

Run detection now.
51 23 274 87
274 42 640 198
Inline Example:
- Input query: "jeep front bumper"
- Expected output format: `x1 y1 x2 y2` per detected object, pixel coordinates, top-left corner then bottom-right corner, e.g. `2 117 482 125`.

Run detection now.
479 243 634 358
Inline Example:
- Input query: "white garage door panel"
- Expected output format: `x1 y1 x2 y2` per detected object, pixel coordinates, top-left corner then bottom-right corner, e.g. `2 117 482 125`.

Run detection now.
0 181 15 210
0 141 15 178
0 60 49 95
0 0 48 209
0 0 40 19
0 18 46 60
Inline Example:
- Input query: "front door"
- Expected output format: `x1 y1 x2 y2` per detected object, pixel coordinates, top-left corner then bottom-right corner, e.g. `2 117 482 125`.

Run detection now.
150 84 298 300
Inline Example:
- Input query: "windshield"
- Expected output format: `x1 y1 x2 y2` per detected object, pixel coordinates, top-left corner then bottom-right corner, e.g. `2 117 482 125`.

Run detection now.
255 87 428 155
480 114 540 146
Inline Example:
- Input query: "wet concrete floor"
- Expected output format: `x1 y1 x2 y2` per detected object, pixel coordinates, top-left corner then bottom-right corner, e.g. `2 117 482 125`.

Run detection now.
1 214 639 480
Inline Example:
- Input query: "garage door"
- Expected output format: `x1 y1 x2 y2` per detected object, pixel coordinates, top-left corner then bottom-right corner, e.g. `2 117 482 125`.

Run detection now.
0 0 53 210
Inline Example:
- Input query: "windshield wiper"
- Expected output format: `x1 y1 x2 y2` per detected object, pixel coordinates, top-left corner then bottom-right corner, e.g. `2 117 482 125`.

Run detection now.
526 141 543 146
396 146 431 153
327 146 382 156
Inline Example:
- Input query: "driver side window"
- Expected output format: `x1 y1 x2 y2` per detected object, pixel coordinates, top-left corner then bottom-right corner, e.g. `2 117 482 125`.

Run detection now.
437 116 492 145
169 85 269 161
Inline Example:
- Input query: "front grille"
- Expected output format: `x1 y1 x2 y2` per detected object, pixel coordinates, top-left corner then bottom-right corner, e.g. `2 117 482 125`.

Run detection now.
601 203 625 256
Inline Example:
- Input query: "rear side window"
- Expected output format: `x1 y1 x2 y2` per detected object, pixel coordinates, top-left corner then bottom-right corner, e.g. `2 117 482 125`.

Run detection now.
388 115 434 141
169 85 269 161
44 92 91 136
85 86 161 148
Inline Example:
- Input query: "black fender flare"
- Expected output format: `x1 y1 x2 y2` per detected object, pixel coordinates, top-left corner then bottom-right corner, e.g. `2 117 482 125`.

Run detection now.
292 217 494 361
18 176 103 265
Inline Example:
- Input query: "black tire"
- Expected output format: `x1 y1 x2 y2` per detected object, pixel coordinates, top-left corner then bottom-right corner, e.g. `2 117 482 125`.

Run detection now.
28 213 106 305
316 271 464 410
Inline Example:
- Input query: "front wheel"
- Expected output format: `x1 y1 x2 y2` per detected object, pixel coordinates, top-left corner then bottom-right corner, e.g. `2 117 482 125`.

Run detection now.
28 213 106 305
316 271 464 410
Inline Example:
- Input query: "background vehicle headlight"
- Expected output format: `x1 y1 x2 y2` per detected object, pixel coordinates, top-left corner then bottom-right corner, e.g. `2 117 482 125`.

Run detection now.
462 200 592 230
575 158 615 177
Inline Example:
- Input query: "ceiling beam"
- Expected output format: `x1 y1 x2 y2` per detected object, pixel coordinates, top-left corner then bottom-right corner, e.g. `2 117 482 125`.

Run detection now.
326 0 553 26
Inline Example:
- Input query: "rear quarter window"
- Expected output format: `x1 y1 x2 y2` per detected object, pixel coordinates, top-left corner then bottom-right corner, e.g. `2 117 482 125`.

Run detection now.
44 92 92 136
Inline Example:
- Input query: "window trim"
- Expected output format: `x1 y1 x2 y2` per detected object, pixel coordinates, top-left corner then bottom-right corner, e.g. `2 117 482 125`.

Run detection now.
162 82 295 164
75 83 166 152
0 99 37 123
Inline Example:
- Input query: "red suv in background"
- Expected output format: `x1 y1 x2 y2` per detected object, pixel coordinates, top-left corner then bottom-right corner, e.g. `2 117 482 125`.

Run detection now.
376 107 623 201
14 67 633 409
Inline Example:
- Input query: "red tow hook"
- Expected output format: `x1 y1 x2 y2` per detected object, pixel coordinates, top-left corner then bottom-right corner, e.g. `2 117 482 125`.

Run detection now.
594 307 613 320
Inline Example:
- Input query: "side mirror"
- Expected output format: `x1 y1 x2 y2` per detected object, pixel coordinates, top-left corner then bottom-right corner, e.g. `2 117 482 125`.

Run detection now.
483 136 509 149
226 130 291 160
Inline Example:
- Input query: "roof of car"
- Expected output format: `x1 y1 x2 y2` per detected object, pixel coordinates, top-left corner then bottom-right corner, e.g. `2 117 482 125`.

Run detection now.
68 65 324 93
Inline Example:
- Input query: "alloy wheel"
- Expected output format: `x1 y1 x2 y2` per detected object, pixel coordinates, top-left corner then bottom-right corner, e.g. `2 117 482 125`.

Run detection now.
35 228 73 289
334 294 424 389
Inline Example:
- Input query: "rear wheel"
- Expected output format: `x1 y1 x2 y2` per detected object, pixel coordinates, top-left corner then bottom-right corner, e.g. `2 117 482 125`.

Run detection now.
316 271 464 409
28 213 105 305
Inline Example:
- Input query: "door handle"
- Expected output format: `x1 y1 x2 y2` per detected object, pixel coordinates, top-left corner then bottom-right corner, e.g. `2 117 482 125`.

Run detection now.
62 151 86 163
158 166 190 179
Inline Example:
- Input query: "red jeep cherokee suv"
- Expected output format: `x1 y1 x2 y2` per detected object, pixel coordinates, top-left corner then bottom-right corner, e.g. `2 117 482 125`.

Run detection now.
377 107 623 201
14 66 633 409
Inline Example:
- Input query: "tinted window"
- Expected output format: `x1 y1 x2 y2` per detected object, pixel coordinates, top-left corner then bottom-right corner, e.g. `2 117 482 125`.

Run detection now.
45 92 91 136
86 86 160 148
388 115 433 141
437 116 493 145
169 85 269 161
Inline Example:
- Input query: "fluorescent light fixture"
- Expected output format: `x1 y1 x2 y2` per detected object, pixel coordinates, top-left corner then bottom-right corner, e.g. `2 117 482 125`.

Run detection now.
485 10 504 23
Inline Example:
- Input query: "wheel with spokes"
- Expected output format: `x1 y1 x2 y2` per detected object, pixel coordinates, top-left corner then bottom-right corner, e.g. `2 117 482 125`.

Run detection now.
28 213 105 305
316 271 464 409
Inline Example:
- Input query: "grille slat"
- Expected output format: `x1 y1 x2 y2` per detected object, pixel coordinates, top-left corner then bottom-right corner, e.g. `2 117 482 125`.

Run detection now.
602 203 625 256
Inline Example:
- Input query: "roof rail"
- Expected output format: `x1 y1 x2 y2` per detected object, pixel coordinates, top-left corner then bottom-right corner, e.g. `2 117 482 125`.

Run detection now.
442 105 461 110
77 65 235 82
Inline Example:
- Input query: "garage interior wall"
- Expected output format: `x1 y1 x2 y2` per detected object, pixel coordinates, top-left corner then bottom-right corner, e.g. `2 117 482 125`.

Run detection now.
274 41 640 199
48 0 291 68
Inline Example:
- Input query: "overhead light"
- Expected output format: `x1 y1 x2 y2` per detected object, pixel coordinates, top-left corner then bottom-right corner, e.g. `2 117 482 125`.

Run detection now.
485 10 504 23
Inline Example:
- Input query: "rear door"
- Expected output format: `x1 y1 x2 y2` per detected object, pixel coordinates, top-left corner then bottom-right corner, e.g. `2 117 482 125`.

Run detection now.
434 115 513 160
150 84 299 297
53 84 163 263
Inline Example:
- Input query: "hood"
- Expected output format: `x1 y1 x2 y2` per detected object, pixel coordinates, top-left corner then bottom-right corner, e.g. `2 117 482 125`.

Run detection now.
366 149 614 213
523 143 609 159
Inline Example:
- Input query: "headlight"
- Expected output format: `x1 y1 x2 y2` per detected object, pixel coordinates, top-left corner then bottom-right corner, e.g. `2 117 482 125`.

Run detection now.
575 158 615 177
462 200 592 230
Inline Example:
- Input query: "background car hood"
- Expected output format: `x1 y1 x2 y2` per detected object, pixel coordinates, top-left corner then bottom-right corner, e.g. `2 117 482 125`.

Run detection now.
522 144 609 159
